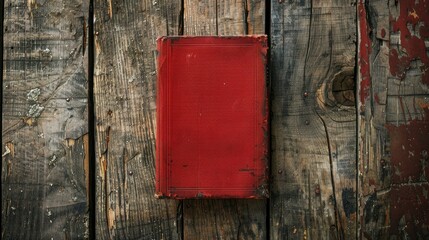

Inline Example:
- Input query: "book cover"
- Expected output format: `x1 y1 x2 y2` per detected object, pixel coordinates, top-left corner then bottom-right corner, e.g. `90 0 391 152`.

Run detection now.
156 36 268 199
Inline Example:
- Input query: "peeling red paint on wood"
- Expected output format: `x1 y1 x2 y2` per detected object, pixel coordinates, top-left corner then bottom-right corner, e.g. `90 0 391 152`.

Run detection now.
358 0 371 103
390 185 429 239
389 0 429 84
358 0 429 238
386 118 429 184
156 36 269 199
381 28 386 38
386 112 429 238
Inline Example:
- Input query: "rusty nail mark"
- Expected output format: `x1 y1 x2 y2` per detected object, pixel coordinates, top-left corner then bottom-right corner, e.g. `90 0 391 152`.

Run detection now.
315 184 320 195
381 28 386 38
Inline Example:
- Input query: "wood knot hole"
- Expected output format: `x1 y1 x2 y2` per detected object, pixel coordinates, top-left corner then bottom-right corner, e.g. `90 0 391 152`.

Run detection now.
332 70 355 106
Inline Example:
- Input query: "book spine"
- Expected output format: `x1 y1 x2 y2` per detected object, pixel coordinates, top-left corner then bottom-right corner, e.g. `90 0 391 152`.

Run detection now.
155 37 169 198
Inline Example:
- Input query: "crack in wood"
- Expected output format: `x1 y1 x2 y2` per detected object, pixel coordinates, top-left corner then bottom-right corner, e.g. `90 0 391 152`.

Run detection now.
315 110 344 240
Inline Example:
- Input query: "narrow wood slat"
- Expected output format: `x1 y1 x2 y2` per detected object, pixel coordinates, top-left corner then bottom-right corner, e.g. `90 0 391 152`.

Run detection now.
270 0 357 239
182 1 267 239
93 0 182 239
2 0 89 239
357 0 429 238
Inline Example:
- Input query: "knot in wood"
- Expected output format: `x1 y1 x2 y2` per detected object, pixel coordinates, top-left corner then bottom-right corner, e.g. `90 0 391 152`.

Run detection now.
332 69 356 106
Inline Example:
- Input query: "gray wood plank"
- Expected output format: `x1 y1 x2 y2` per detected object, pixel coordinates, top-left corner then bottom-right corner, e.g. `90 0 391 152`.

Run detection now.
2 0 89 239
93 0 182 239
270 0 357 239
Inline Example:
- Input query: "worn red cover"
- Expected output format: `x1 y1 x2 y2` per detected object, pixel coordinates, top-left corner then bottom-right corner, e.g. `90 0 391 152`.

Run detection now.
156 36 268 199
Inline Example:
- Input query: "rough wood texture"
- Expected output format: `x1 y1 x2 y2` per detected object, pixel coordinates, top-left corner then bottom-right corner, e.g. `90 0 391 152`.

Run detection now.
184 0 265 35
93 0 181 239
357 0 429 239
270 0 357 239
182 1 266 239
184 200 266 239
184 0 217 35
4 1 428 239
2 0 89 239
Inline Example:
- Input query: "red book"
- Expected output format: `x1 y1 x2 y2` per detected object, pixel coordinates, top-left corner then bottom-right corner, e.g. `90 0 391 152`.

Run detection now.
156 36 268 199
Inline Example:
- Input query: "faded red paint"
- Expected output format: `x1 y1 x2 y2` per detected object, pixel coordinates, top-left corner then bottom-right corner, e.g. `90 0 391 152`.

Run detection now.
390 185 429 238
381 28 386 38
386 111 429 237
359 0 429 237
389 0 429 84
358 0 371 103
156 36 268 199
374 93 380 104
387 2 429 235
386 117 429 184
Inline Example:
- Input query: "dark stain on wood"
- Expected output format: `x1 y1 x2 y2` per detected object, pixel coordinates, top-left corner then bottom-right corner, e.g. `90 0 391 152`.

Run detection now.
341 188 356 218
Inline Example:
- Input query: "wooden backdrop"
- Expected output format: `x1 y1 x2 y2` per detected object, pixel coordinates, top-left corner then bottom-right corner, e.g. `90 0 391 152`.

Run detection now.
2 0 428 239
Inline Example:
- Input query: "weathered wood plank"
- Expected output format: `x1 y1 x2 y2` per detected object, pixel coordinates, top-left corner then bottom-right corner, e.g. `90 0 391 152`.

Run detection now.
1 0 89 239
93 0 181 239
245 0 265 34
184 200 266 239
270 0 357 239
182 1 266 239
184 0 217 35
357 0 429 238
184 0 265 36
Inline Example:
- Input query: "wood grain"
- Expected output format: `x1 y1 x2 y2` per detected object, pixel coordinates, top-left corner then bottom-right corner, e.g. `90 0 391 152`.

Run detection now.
184 0 265 36
93 0 181 239
4 1 427 239
184 0 217 35
182 1 267 239
2 0 89 239
270 0 357 239
357 0 429 238
184 200 266 239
